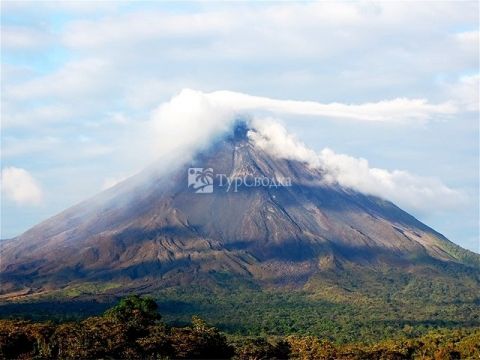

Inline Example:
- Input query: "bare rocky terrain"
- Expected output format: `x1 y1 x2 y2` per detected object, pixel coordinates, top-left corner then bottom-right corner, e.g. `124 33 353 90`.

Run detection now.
1 123 478 298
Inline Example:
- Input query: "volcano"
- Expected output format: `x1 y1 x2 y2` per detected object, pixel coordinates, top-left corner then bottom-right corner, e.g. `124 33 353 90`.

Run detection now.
0 122 478 299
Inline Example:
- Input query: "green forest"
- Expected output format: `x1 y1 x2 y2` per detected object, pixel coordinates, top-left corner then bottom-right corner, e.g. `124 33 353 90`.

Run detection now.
1 295 479 360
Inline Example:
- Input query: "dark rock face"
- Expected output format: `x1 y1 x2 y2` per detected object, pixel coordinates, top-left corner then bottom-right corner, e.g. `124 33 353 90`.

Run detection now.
1 124 478 296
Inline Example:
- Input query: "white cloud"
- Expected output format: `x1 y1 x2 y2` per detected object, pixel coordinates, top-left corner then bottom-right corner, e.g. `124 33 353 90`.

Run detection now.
62 9 231 49
2 58 118 129
248 118 320 166
3 2 475 132
149 89 237 162
317 148 464 213
150 89 458 155
248 119 464 213
147 89 464 213
148 88 457 177
445 74 479 112
51 0 478 85
147 89 457 160
59 2 477 59
1 167 43 205
207 90 456 122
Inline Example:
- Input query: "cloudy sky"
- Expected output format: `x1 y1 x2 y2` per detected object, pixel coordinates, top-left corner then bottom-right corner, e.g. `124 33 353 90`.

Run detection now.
1 1 478 252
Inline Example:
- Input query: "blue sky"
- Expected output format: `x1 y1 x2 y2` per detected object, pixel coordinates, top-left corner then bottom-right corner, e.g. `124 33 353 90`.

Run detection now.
1 1 479 252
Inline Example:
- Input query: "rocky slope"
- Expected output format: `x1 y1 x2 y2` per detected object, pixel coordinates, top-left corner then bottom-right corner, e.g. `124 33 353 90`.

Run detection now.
1 123 478 297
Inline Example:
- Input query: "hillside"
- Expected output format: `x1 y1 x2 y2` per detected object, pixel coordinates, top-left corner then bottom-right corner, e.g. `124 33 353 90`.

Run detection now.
0 122 478 341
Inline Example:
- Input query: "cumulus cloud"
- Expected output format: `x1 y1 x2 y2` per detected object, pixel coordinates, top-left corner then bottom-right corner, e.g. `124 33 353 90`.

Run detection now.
248 120 465 213
1 167 43 205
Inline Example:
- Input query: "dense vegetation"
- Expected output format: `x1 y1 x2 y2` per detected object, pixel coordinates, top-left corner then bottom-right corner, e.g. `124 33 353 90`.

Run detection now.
2 265 478 345
0 295 479 359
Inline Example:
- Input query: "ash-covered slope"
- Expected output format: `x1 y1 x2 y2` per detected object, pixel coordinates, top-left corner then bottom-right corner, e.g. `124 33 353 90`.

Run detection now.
1 123 478 296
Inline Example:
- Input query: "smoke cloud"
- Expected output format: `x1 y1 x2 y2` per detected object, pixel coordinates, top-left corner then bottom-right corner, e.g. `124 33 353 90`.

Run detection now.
317 148 464 212
149 89 237 163
248 119 464 213
149 88 457 157
148 89 463 213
